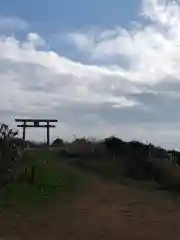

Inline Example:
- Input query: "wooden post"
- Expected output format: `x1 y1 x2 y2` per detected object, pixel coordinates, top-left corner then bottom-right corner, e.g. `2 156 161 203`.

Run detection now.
22 121 26 141
47 121 50 146
29 165 36 184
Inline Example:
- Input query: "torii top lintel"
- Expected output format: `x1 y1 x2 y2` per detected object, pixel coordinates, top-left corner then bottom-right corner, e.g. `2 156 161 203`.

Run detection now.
15 119 58 123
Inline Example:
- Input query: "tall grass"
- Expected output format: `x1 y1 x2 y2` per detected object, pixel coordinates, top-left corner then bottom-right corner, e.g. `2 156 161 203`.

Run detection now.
0 150 85 210
68 157 125 182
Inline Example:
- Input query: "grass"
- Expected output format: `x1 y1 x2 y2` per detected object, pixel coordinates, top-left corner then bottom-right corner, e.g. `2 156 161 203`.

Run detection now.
1 148 180 212
0 150 86 210
67 155 180 201
68 157 126 182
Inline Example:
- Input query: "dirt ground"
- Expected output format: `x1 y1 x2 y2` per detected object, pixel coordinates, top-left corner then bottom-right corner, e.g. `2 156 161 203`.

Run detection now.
1 177 180 240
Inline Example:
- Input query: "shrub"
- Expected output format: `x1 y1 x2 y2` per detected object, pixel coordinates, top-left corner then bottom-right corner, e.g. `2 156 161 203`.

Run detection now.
0 123 26 187
52 138 64 147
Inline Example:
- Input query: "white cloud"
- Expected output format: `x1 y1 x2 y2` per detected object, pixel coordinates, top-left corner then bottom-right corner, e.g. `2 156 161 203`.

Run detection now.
142 0 180 28
0 34 143 143
0 16 28 30
66 32 94 52
27 33 45 47
0 33 139 119
2 1 180 149
65 0 180 85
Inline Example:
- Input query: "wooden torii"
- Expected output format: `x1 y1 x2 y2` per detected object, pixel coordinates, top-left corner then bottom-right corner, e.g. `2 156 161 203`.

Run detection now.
15 119 58 146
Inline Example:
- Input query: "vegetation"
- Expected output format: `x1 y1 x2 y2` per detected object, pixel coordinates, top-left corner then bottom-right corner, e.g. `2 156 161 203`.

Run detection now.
0 123 25 187
52 138 64 147
61 137 180 189
0 150 85 209
1 121 180 210
0 123 85 209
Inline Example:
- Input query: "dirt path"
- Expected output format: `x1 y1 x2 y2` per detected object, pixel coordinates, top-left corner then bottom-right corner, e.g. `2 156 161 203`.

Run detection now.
1 177 180 239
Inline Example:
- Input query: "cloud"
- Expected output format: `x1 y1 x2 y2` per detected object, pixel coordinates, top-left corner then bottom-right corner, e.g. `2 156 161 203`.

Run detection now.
142 0 180 27
0 16 28 30
2 0 180 149
0 32 141 141
27 33 45 47
66 32 94 52
65 0 180 85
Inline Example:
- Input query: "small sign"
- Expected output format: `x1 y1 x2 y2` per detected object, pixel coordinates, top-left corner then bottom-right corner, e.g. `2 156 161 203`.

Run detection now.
34 121 39 127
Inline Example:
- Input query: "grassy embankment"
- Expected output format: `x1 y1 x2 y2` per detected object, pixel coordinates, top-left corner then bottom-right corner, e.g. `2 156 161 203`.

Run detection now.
0 150 86 210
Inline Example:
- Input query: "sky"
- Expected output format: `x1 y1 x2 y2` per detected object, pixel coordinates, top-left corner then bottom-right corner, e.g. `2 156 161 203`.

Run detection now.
1 0 180 149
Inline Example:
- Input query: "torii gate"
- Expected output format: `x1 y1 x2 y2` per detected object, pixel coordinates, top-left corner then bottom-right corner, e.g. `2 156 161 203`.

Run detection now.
15 119 58 146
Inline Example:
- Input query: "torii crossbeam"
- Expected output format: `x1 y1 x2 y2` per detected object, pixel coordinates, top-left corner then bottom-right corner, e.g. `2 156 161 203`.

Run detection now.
15 119 58 146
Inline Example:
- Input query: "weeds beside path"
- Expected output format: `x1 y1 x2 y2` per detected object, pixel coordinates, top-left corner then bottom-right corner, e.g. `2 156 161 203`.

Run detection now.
0 150 86 210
